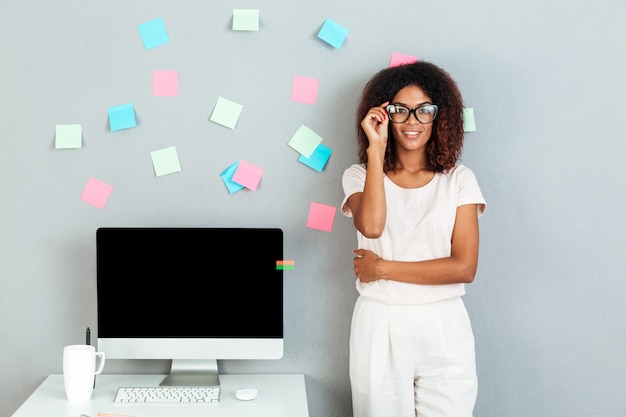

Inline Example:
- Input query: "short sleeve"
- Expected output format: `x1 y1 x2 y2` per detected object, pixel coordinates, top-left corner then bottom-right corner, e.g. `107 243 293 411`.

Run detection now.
340 164 367 217
456 165 487 217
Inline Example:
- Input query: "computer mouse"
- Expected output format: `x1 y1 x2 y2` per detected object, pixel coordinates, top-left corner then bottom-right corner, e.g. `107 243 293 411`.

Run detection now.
235 388 258 401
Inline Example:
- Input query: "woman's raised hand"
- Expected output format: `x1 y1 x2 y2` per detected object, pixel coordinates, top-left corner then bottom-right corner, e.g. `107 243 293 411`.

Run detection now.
360 102 390 148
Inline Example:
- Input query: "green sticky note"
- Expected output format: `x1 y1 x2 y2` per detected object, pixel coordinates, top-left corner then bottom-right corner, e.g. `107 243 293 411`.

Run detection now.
210 97 243 129
151 146 182 177
55 124 82 149
288 124 323 158
277 264 295 271
233 9 259 31
463 108 476 132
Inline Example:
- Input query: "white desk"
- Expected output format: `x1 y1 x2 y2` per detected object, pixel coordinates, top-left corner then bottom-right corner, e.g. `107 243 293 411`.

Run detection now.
11 374 309 417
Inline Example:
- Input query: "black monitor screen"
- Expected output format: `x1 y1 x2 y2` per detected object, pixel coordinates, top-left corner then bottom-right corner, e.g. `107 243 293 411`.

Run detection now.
96 227 283 339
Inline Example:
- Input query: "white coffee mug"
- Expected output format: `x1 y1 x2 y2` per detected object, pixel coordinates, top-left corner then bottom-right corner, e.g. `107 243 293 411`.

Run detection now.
63 344 105 401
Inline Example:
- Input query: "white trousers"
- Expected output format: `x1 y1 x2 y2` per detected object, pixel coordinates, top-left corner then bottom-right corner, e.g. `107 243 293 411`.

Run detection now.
349 296 477 417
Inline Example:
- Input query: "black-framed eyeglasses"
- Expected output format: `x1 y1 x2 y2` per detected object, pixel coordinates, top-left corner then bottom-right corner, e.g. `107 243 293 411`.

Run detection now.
385 103 438 124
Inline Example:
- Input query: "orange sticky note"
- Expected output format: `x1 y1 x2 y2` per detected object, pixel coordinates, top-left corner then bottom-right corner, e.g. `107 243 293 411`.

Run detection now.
276 260 295 270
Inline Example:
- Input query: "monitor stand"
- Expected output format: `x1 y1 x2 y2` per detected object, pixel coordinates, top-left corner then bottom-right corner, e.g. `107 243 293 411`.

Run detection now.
160 359 221 387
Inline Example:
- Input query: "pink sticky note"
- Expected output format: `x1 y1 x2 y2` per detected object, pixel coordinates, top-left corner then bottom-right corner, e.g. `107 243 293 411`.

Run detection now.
153 70 179 96
389 52 418 68
80 176 113 209
290 76 319 104
232 160 264 191
306 202 336 232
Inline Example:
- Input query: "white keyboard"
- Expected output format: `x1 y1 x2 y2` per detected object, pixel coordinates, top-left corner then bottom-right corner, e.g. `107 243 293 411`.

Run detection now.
113 386 220 403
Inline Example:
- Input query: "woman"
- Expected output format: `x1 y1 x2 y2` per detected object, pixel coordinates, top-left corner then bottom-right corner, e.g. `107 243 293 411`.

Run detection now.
341 61 487 417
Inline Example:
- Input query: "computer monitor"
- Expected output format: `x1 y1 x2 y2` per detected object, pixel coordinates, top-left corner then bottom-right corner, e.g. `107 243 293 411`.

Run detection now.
96 227 284 387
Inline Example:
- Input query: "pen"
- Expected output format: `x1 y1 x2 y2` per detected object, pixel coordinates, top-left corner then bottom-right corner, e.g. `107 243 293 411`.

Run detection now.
87 327 96 388
97 413 134 417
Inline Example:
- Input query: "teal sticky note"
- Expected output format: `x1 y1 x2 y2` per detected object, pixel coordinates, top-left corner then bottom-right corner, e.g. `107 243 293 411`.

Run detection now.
209 97 243 129
150 146 181 177
55 124 82 149
108 103 136 131
463 108 476 132
317 18 349 49
138 18 170 50
233 9 260 31
220 161 245 194
298 143 332 172
288 124 323 158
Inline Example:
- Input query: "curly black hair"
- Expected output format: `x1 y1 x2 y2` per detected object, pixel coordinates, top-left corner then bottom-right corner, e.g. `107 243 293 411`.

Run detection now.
356 61 465 172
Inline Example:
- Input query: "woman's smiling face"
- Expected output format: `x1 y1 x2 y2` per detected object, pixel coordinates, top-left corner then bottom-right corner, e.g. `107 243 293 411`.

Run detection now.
388 85 435 153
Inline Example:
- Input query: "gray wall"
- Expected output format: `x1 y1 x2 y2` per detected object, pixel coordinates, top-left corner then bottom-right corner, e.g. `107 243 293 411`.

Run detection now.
2 1 625 416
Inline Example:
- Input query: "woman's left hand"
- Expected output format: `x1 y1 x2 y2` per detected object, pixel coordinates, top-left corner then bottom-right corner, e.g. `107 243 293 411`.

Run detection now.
353 249 382 283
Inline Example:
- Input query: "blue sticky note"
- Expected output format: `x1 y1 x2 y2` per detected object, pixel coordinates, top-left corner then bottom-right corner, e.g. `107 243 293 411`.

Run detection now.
138 18 170 50
220 162 245 194
317 18 349 49
108 103 136 131
298 143 332 172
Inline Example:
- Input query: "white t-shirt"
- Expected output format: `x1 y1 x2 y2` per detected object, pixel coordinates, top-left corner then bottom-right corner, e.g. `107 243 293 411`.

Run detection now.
341 163 487 305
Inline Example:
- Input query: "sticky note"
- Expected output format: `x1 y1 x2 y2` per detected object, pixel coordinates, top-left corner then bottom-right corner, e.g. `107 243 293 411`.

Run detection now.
389 52 418 67
298 143 332 172
151 146 181 177
463 108 476 132
209 97 243 129
290 76 320 105
233 9 260 31
220 161 245 194
138 18 170 50
80 176 113 209
55 124 82 149
108 103 136 131
317 18 348 49
153 70 179 96
276 260 295 271
288 124 323 158
306 202 336 232
232 160 264 191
